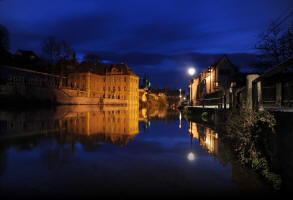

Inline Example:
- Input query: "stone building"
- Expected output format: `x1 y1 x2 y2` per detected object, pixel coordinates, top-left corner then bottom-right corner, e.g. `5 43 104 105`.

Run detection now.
0 62 139 105
66 62 139 105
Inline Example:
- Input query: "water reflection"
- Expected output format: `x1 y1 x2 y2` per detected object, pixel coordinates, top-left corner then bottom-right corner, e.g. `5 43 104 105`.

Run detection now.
0 105 142 170
187 121 220 163
0 107 275 196
0 105 140 147
187 120 274 193
189 122 219 155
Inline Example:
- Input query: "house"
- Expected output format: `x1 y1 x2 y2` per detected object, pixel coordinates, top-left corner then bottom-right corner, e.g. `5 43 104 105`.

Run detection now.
189 55 239 105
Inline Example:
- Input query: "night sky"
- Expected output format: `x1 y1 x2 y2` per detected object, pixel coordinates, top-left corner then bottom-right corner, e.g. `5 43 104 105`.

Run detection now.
0 0 292 89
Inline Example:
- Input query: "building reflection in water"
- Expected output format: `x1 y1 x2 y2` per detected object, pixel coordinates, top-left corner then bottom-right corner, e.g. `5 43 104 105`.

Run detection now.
0 105 140 169
188 121 220 159
0 105 140 147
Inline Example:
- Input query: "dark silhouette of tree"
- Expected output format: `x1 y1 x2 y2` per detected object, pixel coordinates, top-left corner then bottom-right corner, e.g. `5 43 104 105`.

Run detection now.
59 40 75 60
0 24 9 52
42 37 75 63
41 36 60 65
254 21 293 71
83 53 101 64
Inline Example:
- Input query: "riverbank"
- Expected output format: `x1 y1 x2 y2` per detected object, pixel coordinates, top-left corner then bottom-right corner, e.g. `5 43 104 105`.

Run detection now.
181 106 284 191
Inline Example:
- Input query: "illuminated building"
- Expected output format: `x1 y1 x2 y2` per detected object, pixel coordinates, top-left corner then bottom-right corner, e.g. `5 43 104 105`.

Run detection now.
0 63 139 105
66 63 139 105
189 55 238 105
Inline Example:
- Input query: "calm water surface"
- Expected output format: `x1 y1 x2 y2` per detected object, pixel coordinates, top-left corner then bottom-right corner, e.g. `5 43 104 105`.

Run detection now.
0 106 274 197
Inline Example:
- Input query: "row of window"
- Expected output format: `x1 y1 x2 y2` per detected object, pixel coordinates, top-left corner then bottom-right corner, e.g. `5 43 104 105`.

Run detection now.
103 86 128 92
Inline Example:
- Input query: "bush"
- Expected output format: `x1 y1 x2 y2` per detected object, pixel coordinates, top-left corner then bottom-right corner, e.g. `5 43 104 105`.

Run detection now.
225 109 281 189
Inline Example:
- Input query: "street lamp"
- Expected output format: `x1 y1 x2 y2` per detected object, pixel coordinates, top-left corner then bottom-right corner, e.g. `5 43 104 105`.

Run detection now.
188 67 196 76
188 67 196 106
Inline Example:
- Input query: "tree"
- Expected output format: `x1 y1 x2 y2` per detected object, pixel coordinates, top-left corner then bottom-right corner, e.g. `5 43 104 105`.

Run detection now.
41 36 60 65
59 40 75 60
254 21 293 71
42 36 75 64
83 53 101 64
0 24 9 52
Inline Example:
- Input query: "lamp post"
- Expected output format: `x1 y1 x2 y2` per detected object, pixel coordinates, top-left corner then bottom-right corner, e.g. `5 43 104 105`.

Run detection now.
188 67 196 106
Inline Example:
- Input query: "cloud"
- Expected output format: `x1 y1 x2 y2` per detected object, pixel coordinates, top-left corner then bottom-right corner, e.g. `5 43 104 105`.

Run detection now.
86 51 257 88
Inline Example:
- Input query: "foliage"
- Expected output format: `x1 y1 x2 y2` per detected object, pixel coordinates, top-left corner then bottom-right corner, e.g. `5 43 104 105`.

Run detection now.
141 94 168 110
225 109 281 189
181 106 192 118
201 112 209 122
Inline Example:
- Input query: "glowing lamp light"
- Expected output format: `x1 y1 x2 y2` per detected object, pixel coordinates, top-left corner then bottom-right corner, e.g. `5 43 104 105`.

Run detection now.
188 68 196 76
187 152 195 161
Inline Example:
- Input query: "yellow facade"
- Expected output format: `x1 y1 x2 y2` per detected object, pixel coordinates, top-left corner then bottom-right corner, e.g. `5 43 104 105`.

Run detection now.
66 64 139 105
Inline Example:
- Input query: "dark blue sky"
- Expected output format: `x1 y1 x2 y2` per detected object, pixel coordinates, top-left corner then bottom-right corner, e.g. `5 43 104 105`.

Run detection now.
0 0 292 89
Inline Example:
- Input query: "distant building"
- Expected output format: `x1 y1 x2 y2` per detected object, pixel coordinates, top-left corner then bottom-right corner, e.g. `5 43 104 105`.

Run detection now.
189 55 239 105
66 62 139 105
0 62 139 105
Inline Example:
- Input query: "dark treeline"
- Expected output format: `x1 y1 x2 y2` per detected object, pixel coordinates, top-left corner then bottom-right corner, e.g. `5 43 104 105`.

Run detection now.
0 25 101 75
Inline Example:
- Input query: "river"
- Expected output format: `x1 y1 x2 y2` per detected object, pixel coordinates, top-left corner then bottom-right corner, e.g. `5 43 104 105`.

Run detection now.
0 105 284 197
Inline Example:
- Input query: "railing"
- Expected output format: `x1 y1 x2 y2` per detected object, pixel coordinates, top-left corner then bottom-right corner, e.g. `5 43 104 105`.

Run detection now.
195 89 233 109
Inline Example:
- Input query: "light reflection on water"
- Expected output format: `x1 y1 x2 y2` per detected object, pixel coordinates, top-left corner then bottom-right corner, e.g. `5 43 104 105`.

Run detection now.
0 106 273 196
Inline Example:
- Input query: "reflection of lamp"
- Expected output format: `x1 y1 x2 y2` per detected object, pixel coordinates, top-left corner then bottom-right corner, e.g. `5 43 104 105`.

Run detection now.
187 152 195 161
187 122 196 162
179 113 182 128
